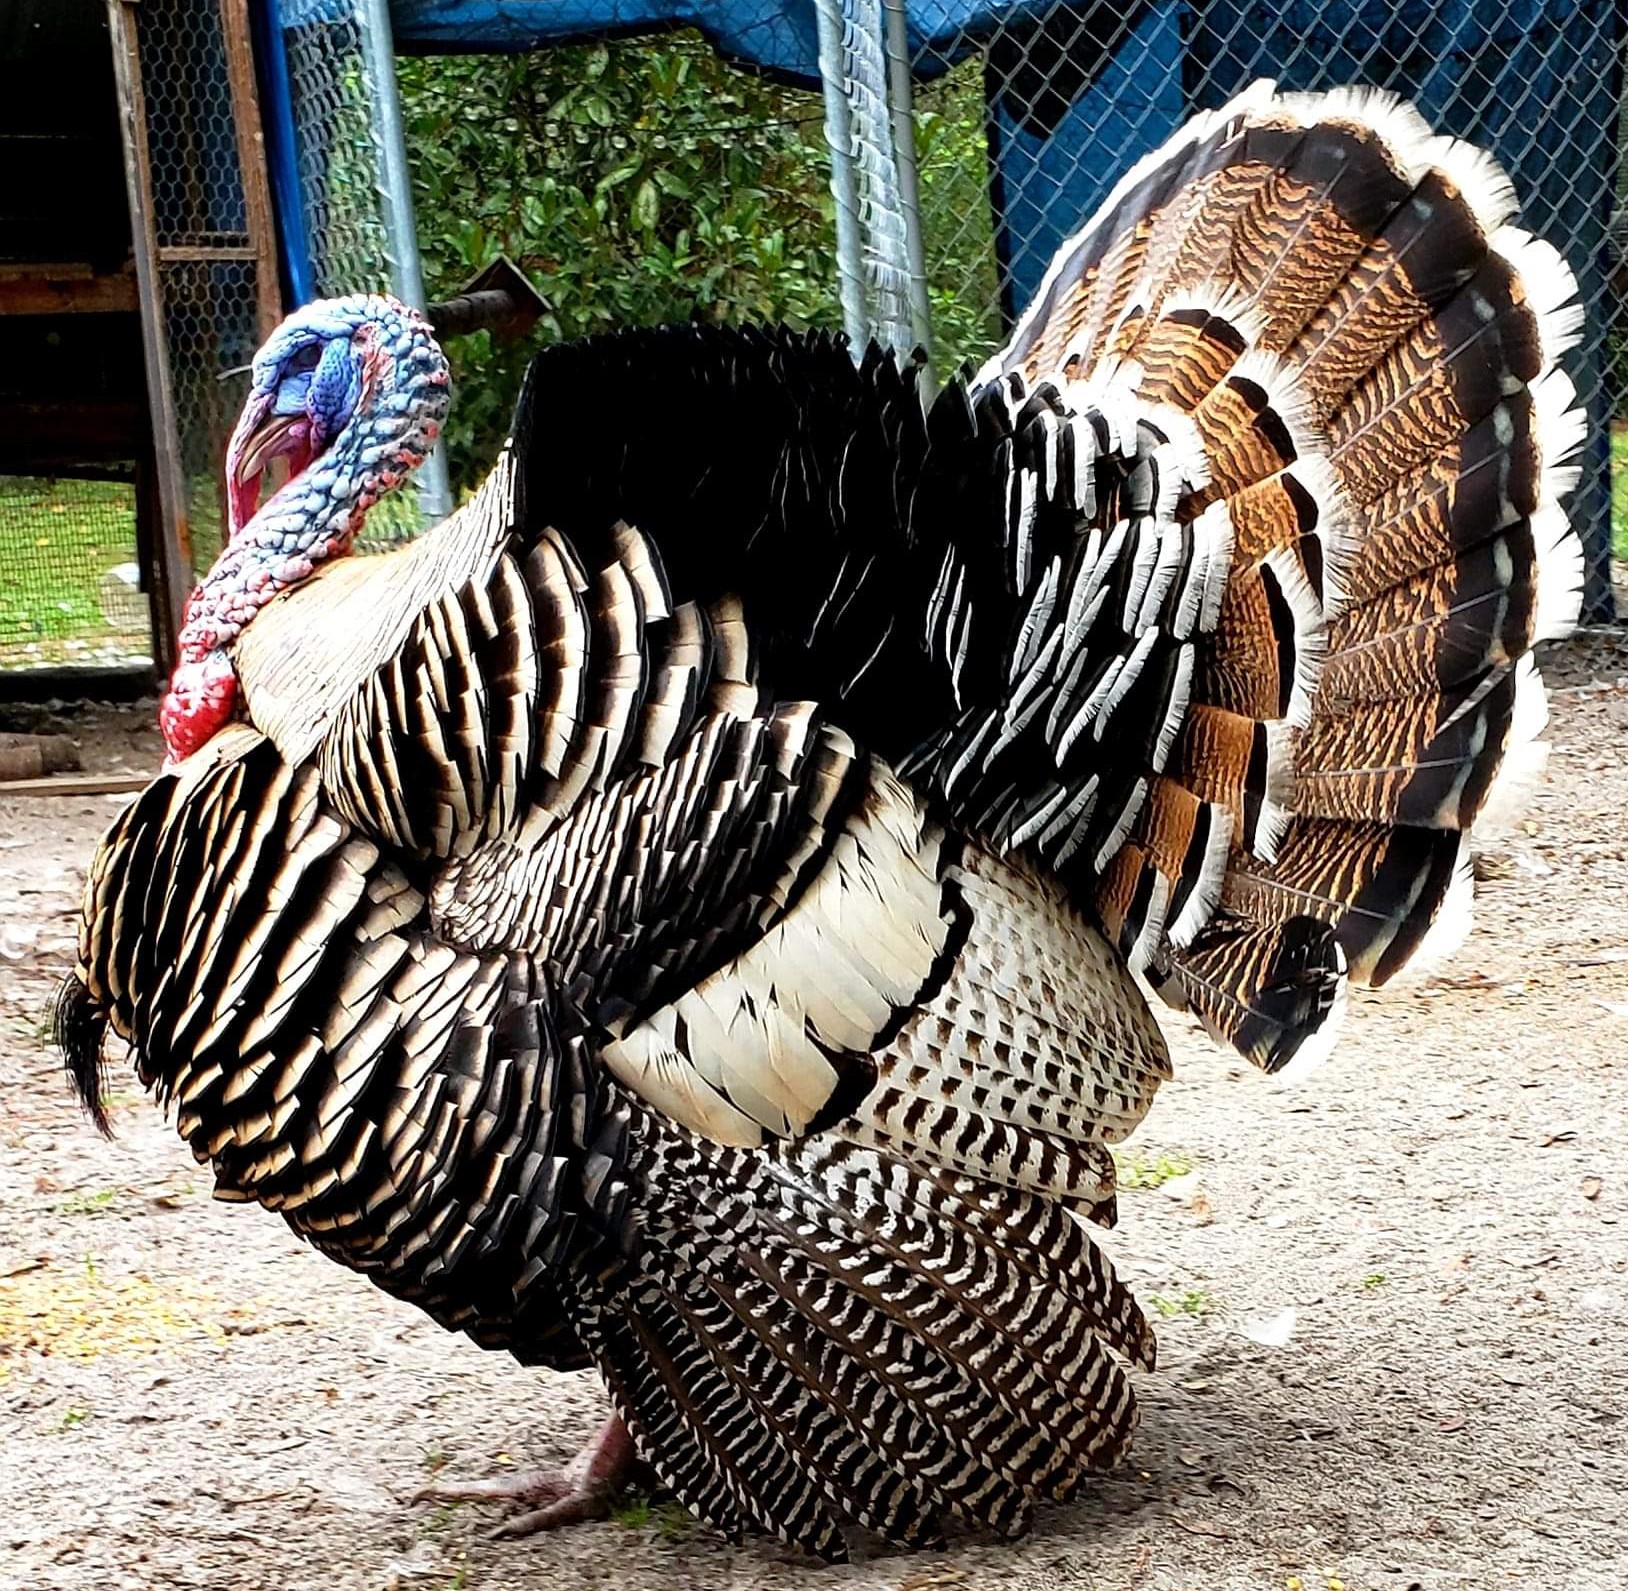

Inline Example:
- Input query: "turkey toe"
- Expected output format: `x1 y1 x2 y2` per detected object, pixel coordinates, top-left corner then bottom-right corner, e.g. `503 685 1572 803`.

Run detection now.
414 1415 644 1536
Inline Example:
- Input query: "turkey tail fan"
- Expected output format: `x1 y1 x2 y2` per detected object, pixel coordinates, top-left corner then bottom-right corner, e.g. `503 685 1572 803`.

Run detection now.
984 80 1585 1073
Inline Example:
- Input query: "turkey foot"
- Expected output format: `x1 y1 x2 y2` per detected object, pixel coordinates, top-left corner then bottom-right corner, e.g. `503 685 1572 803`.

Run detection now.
412 1415 644 1538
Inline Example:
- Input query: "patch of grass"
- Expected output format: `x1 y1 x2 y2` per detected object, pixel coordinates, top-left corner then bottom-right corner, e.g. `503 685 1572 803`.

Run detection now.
1611 424 1627 562
420 1448 449 1475
1361 1273 1388 1290
0 478 145 654
651 1502 693 1542
610 1494 691 1541
57 1189 117 1217
443 1566 470 1591
1112 1145 1194 1190
418 1503 459 1538
1149 1288 1212 1319
59 1406 91 1429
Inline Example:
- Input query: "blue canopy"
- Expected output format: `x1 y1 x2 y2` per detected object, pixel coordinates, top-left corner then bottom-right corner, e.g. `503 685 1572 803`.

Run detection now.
274 1 1066 80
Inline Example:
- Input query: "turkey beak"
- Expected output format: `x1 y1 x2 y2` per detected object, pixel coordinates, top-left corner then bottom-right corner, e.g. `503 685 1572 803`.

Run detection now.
224 396 300 540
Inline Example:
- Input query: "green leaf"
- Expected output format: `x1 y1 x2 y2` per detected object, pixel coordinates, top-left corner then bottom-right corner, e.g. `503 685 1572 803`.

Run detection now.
632 178 660 232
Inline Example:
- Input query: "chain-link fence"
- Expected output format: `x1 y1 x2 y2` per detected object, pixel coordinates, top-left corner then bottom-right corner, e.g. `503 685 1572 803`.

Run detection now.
318 0 1623 619
267 3 1627 619
269 0 451 529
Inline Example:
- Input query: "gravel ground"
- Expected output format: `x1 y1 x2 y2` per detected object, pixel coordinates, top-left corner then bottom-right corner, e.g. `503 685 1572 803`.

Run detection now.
2 627 1625 1591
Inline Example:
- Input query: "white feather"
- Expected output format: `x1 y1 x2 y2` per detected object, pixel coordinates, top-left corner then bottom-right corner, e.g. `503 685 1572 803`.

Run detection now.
1528 501 1585 645
1532 365 1588 508
1261 545 1328 729
1475 653 1552 835
1093 776 1149 873
1166 803 1233 949
1488 224 1585 372
1267 953 1349 1086
1388 837 1477 984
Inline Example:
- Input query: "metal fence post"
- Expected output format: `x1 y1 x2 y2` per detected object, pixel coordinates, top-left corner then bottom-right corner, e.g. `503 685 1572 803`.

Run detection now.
814 0 869 351
354 0 453 521
881 0 933 365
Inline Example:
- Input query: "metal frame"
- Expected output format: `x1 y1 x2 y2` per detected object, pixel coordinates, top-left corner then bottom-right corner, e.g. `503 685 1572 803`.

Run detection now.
355 0 454 522
106 0 192 671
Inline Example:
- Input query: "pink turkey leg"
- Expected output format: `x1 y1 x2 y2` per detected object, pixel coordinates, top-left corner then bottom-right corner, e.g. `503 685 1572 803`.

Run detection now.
412 1414 645 1538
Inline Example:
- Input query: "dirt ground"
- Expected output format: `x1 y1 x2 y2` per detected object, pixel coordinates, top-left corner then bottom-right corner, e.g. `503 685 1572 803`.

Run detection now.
3 628 1626 1591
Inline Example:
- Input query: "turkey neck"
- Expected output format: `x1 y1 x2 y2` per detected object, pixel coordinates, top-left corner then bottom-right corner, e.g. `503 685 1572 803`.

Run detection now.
178 410 412 663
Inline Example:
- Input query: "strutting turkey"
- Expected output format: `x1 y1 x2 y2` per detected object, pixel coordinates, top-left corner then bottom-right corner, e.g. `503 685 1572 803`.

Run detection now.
56 82 1585 1557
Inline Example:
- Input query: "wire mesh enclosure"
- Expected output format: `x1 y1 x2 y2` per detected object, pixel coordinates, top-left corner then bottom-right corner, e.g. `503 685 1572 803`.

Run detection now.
0 0 280 680
119 0 280 559
903 0 1626 620
7 0 1614 686
267 0 453 526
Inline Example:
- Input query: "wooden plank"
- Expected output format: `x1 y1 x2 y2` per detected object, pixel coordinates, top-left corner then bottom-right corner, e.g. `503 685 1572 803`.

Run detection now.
0 261 96 281
156 243 259 262
0 773 151 798
218 0 284 340
136 436 176 676
0 271 138 317
106 0 193 667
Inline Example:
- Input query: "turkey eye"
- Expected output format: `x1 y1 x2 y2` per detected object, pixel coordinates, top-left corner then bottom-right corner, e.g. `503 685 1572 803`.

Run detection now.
285 344 322 376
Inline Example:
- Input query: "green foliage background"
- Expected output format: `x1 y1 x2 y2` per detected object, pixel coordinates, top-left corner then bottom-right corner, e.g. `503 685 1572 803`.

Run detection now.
399 35 1001 492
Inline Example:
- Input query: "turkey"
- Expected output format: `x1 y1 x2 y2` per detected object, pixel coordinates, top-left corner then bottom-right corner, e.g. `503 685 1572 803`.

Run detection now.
56 82 1584 1558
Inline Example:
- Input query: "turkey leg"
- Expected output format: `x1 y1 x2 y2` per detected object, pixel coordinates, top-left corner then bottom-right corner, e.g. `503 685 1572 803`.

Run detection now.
412 1413 644 1537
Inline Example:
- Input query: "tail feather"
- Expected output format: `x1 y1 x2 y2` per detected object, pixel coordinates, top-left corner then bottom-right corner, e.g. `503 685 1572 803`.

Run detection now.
974 80 1584 1070
54 974 112 1137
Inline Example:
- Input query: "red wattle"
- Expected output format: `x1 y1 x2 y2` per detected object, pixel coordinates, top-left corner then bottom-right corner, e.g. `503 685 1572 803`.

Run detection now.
160 655 240 764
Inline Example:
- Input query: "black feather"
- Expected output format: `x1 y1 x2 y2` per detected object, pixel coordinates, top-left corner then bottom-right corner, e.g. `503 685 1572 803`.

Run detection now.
53 973 112 1138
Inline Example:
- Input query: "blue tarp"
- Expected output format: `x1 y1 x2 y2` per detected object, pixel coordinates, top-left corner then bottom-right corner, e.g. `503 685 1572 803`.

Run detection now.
384 2 1053 79
274 1 1069 79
